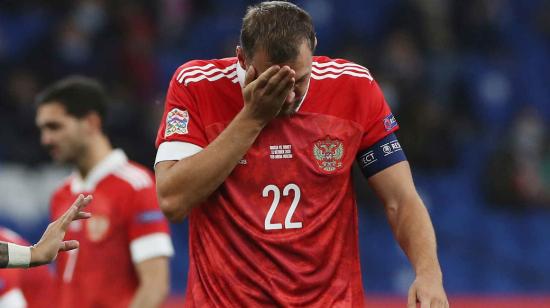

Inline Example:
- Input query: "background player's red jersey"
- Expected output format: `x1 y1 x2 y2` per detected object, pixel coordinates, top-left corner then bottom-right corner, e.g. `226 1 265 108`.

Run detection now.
156 57 398 307
50 150 174 308
0 227 53 308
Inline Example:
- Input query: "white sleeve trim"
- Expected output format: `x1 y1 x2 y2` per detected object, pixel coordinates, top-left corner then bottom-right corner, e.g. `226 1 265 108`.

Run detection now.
130 233 174 264
155 141 203 166
0 289 27 308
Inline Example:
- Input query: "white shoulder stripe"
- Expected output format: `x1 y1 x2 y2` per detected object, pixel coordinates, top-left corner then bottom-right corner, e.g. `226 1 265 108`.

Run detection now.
312 61 368 71
176 63 215 81
184 69 237 86
124 166 150 188
312 66 371 75
177 65 237 83
311 70 374 81
113 164 153 190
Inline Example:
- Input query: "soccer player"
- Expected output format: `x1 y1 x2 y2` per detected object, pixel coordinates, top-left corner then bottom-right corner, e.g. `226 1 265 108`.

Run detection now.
155 1 448 307
0 194 92 269
35 77 175 308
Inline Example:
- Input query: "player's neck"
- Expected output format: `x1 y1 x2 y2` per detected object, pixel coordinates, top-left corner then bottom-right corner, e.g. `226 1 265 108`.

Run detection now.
76 134 113 179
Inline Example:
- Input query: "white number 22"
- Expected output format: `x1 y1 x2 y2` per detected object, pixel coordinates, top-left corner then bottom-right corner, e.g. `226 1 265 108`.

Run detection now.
262 183 302 230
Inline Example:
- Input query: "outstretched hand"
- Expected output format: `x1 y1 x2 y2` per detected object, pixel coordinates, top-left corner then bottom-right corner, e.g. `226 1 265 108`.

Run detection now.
241 64 295 124
30 194 92 266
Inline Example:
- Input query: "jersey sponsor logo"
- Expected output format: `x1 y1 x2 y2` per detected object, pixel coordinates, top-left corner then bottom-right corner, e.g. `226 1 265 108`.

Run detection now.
312 137 344 172
86 216 110 242
270 144 293 159
165 108 189 137
383 114 397 131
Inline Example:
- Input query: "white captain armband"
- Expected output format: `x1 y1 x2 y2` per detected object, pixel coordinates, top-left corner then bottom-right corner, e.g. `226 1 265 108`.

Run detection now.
356 133 407 178
7 243 31 268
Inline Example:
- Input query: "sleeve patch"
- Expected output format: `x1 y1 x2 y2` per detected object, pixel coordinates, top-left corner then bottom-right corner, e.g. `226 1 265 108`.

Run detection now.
136 210 165 224
383 114 398 131
165 108 189 137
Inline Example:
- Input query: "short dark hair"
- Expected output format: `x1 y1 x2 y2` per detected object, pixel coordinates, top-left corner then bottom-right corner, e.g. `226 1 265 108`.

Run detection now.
35 76 107 120
240 1 316 63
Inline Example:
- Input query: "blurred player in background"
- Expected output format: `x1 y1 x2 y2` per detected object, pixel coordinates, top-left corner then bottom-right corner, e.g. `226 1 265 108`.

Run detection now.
155 1 448 307
0 195 91 307
35 77 174 308
0 227 53 307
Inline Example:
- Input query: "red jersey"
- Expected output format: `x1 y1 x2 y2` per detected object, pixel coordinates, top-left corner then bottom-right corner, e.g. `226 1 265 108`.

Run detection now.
155 57 398 307
50 150 174 308
0 227 53 308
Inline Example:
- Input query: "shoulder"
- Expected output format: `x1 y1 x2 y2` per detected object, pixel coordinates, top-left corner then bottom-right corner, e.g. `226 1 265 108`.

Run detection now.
111 161 154 192
171 57 239 87
312 56 374 83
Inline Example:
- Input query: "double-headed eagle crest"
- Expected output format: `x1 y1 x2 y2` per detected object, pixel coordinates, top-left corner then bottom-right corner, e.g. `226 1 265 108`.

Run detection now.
312 137 344 172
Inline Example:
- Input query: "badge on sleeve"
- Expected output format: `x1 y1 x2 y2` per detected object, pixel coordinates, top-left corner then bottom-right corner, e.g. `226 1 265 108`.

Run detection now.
383 114 397 131
165 108 189 137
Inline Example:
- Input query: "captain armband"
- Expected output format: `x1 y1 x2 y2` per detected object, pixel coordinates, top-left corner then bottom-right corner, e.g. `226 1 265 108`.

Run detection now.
356 133 407 178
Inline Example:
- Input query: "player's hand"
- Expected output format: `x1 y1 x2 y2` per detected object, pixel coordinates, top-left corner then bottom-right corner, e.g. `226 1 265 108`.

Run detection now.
241 64 295 124
30 194 92 266
408 274 449 308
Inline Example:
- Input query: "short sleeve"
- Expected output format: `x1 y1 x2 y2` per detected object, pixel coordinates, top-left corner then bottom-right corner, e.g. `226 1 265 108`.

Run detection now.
126 184 174 263
358 80 399 151
155 62 210 149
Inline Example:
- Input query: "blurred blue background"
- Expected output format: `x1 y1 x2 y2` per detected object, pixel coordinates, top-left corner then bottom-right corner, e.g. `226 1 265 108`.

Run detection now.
0 0 549 297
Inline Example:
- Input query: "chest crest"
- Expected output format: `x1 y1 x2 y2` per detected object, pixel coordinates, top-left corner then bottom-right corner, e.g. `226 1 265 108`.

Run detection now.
312 137 345 173
86 216 110 242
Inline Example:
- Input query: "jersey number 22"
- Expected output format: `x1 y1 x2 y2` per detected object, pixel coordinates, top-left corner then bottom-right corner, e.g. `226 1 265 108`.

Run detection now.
262 184 302 230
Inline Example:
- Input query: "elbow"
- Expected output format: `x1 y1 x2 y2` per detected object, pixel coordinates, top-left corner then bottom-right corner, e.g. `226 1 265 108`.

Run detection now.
158 194 189 223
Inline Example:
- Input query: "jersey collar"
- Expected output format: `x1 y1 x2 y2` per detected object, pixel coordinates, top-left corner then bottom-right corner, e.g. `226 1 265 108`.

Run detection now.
236 59 310 112
70 149 128 194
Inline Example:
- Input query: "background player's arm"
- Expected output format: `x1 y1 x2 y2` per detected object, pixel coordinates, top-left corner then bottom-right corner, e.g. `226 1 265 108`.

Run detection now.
0 195 91 268
156 65 295 221
129 256 170 308
368 161 448 308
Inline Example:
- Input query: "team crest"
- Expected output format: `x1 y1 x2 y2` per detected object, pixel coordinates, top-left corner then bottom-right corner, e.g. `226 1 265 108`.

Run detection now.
165 108 189 137
86 216 110 242
312 137 344 172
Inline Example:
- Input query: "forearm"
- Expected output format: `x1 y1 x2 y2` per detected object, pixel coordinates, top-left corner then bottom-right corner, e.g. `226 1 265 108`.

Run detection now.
0 242 32 268
156 107 266 221
129 285 168 308
0 242 8 268
386 193 442 278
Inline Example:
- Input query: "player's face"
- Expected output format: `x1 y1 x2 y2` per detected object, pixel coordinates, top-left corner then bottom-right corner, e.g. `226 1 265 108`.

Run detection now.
35 102 88 164
249 41 312 116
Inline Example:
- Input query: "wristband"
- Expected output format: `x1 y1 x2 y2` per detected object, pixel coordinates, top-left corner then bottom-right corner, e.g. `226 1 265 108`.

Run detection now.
7 243 31 268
